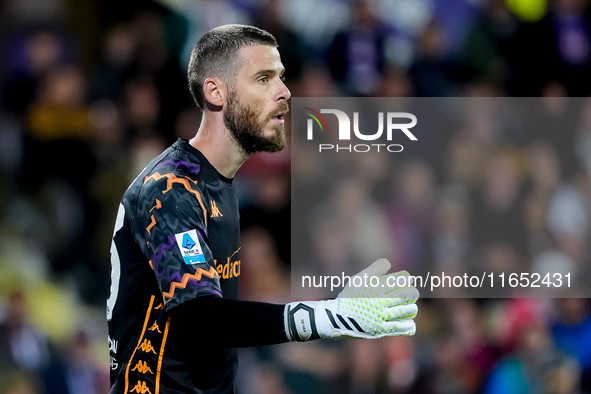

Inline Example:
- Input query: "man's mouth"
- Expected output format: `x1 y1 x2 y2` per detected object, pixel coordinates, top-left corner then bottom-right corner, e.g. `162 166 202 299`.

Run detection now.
271 115 285 125
270 104 289 124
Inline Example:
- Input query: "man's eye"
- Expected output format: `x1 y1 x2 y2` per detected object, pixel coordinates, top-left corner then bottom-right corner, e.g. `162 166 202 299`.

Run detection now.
280 75 286 82
259 76 269 84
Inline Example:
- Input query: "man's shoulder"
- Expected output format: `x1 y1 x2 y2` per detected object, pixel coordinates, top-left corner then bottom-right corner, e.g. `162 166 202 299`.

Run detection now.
143 141 207 184
127 142 201 190
125 145 215 223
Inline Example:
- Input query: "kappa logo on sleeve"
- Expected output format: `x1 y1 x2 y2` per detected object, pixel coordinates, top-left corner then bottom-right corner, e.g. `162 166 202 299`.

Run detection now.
174 229 206 264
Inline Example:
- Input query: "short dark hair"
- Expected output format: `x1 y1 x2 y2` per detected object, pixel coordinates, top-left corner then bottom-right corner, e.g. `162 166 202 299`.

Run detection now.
187 24 277 109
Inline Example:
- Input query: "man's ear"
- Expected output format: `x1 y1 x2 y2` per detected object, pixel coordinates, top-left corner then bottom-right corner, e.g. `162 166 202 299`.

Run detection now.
203 77 226 107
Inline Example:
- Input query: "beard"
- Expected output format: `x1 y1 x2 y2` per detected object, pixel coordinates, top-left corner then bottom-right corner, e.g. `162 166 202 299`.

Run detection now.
223 90 288 154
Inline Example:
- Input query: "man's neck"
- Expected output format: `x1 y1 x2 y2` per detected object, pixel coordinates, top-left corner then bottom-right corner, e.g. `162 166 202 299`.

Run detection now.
189 114 250 179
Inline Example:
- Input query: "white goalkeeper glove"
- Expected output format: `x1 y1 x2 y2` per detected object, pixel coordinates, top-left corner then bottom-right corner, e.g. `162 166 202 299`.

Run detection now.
284 259 418 341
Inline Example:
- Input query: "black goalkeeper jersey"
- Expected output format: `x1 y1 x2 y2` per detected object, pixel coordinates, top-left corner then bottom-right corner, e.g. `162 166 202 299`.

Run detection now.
107 139 241 393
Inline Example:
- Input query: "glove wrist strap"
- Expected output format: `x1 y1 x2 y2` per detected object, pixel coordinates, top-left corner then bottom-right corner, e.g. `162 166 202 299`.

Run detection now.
284 301 334 342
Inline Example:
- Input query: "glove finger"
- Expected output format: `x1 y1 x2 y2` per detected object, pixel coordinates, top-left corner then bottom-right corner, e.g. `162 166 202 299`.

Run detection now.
381 318 416 336
382 303 418 320
383 286 420 302
376 271 414 290
354 258 391 278
374 272 411 290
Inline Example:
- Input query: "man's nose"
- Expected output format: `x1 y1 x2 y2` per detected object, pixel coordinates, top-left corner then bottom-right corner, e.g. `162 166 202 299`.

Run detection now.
276 79 291 101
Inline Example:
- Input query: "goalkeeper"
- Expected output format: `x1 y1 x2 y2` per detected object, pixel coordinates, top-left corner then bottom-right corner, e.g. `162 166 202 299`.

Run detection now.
107 24 418 394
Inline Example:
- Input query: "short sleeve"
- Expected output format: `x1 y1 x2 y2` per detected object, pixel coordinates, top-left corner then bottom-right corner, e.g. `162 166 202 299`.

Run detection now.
132 176 222 310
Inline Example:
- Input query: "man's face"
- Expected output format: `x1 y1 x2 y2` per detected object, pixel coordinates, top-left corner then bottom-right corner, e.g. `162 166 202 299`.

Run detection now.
224 45 291 154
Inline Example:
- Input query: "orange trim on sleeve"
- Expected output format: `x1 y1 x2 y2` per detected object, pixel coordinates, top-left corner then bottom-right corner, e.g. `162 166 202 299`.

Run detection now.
144 172 174 184
162 267 218 301
162 177 208 226
144 172 208 227
146 215 157 235
149 199 162 212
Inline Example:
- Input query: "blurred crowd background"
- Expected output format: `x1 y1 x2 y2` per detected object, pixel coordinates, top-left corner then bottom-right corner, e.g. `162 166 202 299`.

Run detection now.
0 0 590 393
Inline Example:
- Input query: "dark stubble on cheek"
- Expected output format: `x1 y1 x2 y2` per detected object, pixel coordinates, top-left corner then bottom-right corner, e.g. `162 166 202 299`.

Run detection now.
224 91 287 154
